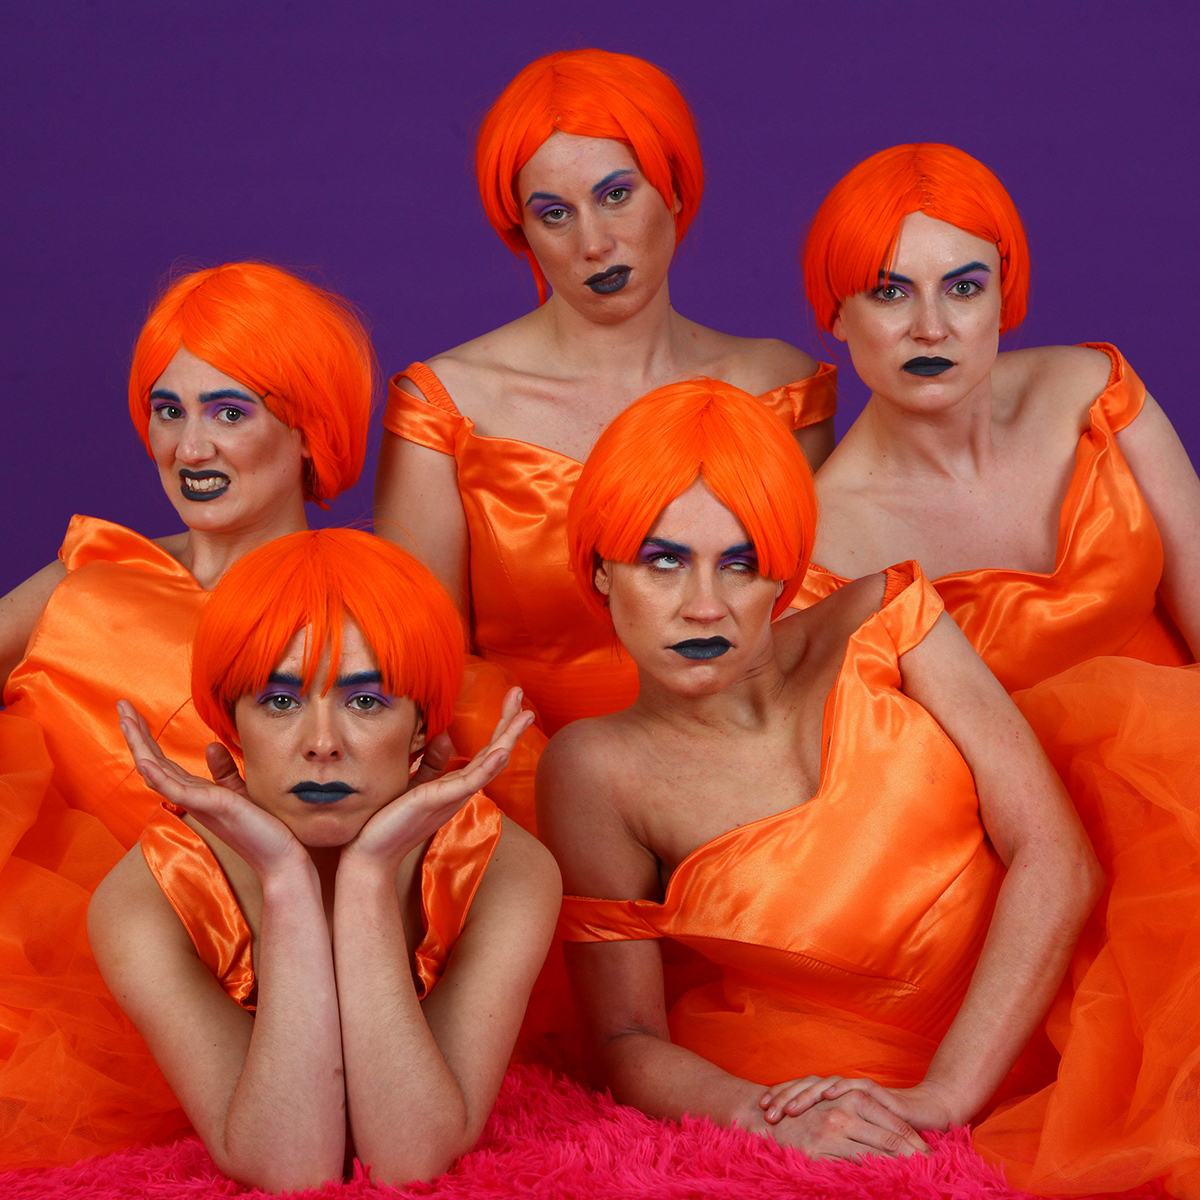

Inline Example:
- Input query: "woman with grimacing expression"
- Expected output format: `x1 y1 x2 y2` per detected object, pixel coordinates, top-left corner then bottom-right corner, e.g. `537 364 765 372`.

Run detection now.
89 530 558 1191
375 48 837 744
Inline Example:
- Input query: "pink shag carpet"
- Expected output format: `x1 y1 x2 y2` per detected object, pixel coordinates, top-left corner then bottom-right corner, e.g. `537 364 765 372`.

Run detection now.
0 1066 1168 1200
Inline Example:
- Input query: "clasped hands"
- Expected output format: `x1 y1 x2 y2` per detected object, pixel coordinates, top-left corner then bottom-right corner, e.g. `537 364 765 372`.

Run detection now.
115 690 534 879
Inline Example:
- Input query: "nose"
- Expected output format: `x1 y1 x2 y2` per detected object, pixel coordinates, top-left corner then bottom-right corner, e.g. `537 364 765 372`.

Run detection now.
301 700 344 763
679 566 730 625
911 289 949 344
577 206 617 262
174 414 217 465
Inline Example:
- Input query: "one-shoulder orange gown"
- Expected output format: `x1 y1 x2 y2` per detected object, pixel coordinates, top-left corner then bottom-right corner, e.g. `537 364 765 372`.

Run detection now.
383 361 837 738
560 563 1200 1197
796 346 1200 1196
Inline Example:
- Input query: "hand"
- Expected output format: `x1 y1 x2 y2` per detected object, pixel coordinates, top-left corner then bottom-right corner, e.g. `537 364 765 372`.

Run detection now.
752 1090 928 1160
117 699 306 877
760 1073 957 1133
345 687 535 868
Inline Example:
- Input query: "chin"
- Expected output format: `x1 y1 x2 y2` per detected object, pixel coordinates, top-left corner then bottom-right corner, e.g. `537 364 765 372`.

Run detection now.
286 811 370 848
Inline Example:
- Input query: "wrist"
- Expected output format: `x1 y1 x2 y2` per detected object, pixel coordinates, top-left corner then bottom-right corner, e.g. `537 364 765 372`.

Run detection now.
914 1075 973 1126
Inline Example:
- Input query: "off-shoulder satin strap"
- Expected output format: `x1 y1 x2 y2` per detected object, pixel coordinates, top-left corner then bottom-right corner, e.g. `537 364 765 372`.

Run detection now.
876 562 945 658
1079 343 1145 434
558 892 666 944
757 363 837 431
139 803 256 1010
412 788 503 998
58 515 194 580
383 364 467 454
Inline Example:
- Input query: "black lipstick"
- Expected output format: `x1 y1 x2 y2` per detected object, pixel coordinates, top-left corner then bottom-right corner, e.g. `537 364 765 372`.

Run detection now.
902 357 954 377
179 468 231 502
668 637 732 660
584 265 631 295
289 781 357 805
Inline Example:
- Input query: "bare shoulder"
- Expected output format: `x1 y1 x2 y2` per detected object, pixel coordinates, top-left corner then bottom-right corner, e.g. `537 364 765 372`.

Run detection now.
996 344 1112 429
683 322 819 394
473 815 560 915
88 843 192 966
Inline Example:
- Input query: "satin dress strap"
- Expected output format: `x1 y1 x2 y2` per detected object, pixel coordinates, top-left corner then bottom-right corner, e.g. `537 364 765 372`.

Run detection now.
758 361 837 429
139 791 503 1005
383 362 465 454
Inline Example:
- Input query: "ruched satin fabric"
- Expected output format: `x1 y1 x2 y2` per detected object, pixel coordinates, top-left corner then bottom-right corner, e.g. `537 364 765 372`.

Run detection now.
799 345 1190 690
384 361 838 738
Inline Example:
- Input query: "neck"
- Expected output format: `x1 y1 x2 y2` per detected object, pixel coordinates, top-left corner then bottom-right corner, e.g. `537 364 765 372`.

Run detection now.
632 639 789 737
853 372 998 480
532 279 683 381
174 496 309 590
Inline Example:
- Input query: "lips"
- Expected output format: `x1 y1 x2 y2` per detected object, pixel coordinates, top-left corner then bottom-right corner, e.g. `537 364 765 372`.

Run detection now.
902 357 954 377
289 781 357 805
179 469 230 501
668 637 732 660
584 265 631 295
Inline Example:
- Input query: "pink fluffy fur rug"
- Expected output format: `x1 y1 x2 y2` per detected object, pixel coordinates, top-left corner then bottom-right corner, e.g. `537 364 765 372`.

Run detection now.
0 1066 1168 1200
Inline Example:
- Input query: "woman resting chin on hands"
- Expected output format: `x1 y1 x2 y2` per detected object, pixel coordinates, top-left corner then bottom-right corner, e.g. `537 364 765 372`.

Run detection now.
538 380 1106 1165
87 529 559 1191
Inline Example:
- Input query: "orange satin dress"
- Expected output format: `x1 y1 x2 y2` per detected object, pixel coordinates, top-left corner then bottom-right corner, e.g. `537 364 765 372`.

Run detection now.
560 563 1200 1197
384 361 837 738
799 345 1190 691
795 345 1200 1196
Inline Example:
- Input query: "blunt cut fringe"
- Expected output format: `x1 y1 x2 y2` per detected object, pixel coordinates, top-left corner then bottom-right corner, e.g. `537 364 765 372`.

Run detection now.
804 143 1030 335
128 262 375 506
567 378 817 623
192 529 465 750
476 48 704 304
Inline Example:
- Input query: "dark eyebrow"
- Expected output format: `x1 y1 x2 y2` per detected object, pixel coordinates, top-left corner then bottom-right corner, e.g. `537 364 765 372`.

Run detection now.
877 269 914 285
149 389 180 402
942 261 992 280
644 537 693 556
526 191 565 206
336 670 384 689
722 543 755 556
200 388 257 404
266 671 304 688
591 169 635 195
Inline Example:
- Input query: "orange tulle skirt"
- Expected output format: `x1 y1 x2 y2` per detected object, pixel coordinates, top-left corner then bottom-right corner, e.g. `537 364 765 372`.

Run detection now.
972 658 1200 1197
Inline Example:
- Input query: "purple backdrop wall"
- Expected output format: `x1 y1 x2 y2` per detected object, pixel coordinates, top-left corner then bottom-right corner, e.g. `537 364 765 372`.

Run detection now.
3 0 1197 593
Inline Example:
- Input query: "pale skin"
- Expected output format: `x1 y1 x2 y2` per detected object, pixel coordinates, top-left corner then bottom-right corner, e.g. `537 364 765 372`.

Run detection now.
0 346 311 688
537 479 1103 1159
374 131 832 615
813 210 1200 656
87 623 559 1191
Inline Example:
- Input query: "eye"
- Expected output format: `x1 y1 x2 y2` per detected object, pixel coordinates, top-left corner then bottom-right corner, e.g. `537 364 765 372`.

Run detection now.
541 205 571 225
151 403 184 421
602 185 630 205
948 278 984 297
646 551 682 571
722 556 759 574
216 405 248 424
259 692 300 713
870 283 907 303
347 692 391 712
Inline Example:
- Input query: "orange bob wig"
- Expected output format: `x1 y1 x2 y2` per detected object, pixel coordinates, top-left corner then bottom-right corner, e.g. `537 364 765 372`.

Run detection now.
128 263 375 505
192 529 465 750
476 48 704 304
804 144 1030 335
567 378 817 623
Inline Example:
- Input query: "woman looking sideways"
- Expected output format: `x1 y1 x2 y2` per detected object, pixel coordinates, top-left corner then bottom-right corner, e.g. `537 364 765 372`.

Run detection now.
0 263 374 1166
797 145 1200 1195
541 379 1200 1195
88 529 558 1190
375 48 836 741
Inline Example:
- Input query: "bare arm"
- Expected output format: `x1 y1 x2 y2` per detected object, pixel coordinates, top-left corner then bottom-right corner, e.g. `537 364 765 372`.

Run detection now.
373 376 470 617
795 417 835 473
333 691 553 1183
1116 392 1200 658
767 613 1103 1128
90 709 346 1191
0 558 65 689
538 726 925 1160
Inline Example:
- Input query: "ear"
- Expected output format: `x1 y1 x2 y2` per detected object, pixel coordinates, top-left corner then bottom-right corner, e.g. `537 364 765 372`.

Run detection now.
672 189 683 216
408 716 428 761
831 310 848 343
775 580 786 599
299 429 313 460
594 558 613 603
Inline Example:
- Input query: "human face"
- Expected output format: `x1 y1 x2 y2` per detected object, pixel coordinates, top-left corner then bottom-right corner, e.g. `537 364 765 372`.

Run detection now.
833 211 1003 412
517 132 680 323
234 619 426 848
148 346 310 534
595 478 782 697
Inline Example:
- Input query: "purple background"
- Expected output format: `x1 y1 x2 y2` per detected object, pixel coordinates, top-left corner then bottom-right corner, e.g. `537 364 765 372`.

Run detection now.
3 1 1196 593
